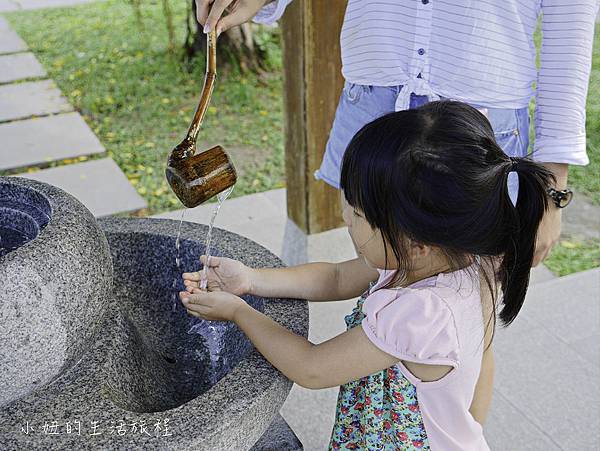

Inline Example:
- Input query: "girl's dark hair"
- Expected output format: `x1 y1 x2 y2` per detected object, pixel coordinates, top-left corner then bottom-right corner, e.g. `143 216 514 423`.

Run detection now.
340 100 554 327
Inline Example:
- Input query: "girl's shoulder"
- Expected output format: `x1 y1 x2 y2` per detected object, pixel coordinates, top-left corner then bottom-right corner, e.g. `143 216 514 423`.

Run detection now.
372 264 479 292
362 266 481 366
362 284 460 367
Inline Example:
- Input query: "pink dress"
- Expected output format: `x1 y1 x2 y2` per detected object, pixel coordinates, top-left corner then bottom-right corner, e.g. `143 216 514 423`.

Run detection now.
329 266 490 450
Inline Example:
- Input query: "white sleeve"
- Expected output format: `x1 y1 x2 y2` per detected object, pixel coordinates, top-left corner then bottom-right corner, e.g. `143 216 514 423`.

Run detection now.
253 0 294 25
532 0 598 166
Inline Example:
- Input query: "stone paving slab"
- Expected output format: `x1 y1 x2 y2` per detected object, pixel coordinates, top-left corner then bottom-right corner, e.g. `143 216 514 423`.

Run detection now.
485 390 560 451
491 270 600 450
280 384 339 451
529 263 556 284
0 52 46 83
0 0 99 12
569 332 600 366
0 15 12 29
0 80 72 122
14 158 146 217
227 215 289 258
157 189 283 225
0 112 105 170
0 1 18 13
0 18 27 54
518 268 599 344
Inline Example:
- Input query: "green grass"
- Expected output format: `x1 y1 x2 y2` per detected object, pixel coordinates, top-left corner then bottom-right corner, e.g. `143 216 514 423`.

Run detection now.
545 239 600 277
5 0 285 214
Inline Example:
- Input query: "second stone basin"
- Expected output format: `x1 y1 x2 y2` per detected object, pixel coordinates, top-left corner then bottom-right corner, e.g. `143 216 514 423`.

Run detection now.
102 220 265 414
0 216 308 450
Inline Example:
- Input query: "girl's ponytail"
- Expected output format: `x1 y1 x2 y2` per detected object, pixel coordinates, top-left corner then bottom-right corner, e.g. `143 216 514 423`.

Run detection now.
498 157 554 325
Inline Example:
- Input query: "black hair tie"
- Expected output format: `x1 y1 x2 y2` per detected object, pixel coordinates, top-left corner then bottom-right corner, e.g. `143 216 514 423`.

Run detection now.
509 157 519 172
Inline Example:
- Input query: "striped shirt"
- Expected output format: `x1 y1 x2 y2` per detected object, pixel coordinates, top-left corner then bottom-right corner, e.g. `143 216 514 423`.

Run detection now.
255 0 597 166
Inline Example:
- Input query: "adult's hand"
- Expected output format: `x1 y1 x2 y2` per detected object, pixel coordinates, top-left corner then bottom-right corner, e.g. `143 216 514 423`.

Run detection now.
532 206 561 266
532 162 569 266
195 0 272 36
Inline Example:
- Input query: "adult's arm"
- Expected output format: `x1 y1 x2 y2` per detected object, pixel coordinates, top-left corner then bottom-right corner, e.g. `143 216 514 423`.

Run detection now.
534 0 596 167
252 0 293 24
531 0 597 265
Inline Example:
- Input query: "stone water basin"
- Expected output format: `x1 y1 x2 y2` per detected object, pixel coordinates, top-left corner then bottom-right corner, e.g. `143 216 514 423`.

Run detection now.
0 178 112 408
0 178 308 450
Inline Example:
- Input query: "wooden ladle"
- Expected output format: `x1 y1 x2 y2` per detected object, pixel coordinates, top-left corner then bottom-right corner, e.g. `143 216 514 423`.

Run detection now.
166 30 237 208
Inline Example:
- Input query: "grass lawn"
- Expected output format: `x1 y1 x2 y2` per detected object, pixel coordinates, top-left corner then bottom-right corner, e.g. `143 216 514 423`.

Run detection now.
545 239 600 277
6 0 285 214
4 1 599 275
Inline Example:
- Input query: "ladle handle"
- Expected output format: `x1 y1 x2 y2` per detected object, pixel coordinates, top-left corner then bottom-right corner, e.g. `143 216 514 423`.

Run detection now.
186 29 217 145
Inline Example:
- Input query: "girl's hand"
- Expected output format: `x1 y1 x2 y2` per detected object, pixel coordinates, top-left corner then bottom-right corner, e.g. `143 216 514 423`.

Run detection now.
182 255 253 296
180 287 246 322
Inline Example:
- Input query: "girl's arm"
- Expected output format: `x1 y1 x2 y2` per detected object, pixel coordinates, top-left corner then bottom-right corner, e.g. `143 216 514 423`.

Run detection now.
184 256 378 302
233 303 393 388
470 347 494 425
470 265 496 425
181 290 452 389
250 258 379 301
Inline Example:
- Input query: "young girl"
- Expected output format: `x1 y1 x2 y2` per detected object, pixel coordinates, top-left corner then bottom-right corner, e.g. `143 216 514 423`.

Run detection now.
179 101 553 450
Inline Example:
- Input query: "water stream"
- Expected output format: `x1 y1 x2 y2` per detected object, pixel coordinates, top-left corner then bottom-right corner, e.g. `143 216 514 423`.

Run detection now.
199 186 234 290
171 210 186 312
180 186 235 384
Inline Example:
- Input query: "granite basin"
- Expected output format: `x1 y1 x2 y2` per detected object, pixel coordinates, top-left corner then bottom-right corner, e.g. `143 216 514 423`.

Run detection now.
0 177 112 408
0 217 308 450
101 221 264 414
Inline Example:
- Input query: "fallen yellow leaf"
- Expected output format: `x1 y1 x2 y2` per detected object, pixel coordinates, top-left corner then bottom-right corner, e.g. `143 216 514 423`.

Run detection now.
560 241 579 249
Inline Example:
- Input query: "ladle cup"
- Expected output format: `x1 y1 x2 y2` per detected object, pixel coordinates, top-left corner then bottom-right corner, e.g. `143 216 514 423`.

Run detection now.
166 30 236 208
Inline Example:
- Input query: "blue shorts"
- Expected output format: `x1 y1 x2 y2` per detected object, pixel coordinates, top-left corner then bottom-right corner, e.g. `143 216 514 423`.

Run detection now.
315 82 530 203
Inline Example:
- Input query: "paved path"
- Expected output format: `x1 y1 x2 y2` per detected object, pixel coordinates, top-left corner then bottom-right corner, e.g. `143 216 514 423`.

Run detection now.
0 0 100 13
0 4 145 216
154 188 600 450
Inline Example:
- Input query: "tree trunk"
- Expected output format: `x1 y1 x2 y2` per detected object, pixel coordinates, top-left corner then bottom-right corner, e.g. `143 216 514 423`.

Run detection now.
185 0 267 72
162 0 176 50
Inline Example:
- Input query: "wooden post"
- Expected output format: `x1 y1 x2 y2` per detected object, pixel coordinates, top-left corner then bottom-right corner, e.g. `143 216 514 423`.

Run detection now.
281 0 346 234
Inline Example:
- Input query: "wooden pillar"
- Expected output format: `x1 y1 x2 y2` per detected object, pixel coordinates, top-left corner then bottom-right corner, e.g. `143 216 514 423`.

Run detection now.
281 0 346 234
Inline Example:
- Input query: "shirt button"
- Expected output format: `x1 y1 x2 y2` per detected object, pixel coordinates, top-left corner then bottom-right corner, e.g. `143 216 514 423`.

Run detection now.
422 0 429 4
418 48 425 56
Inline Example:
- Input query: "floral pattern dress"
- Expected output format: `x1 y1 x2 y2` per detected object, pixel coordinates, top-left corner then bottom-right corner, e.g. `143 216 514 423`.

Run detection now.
329 292 430 450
